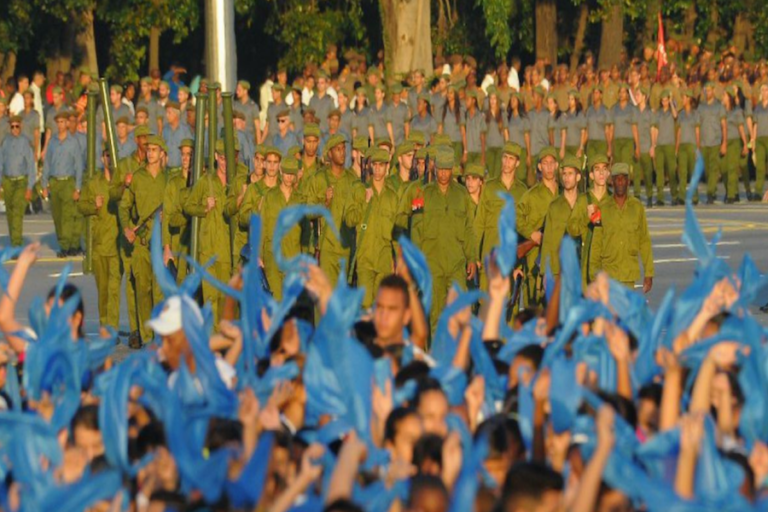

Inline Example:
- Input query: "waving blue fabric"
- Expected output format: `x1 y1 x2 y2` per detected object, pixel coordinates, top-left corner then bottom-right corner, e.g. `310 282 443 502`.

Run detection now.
558 236 582 325
549 355 582 433
431 288 484 367
607 279 650 340
541 300 612 368
226 431 275 508
635 288 675 386
494 192 518 276
35 469 124 512
399 235 433 315
0 246 22 293
273 205 337 273
448 434 490 512
151 213 180 297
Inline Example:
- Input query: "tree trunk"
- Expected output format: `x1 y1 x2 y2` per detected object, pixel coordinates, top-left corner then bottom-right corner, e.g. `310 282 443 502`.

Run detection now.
379 0 433 80
76 8 99 76
598 2 624 69
535 0 557 65
149 26 161 73
643 0 660 47
732 14 755 57
705 4 723 47
682 3 696 43
570 2 589 71
1 52 17 81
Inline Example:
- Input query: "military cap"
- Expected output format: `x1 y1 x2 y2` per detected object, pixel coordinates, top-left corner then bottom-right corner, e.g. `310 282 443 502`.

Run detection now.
178 86 190 95
637 86 649 97
465 89 479 100
374 83 386 93
286 146 302 157
51 86 63 95
325 133 346 152
135 105 149 115
502 141 523 158
533 85 547 97
683 89 696 98
277 108 290 118
703 81 716 90
618 82 630 91
146 135 168 153
394 141 416 159
486 85 498 96
179 139 195 149
159 80 170 89
567 87 580 97
317 69 330 80
54 111 70 121
560 155 583 172
110 84 123 94
237 80 251 91
611 162 630 176
415 147 428 159
367 68 380 78
134 125 152 137
464 55 477 69
589 154 610 169
435 147 454 169
304 123 321 139
140 77 152 84
165 100 181 111
418 93 431 104
369 148 390 164
660 89 671 99
115 116 130 125
233 110 246 121
390 83 403 94
291 81 303 93
375 137 393 149
9 115 22 124
355 86 367 96
538 146 559 162
186 103 196 112
281 157 300 175
214 138 241 153
327 109 341 119
272 83 285 92
464 162 485 178
353 136 369 151
407 131 426 145
22 90 33 98
255 145 267 157
433 134 452 147
263 145 282 158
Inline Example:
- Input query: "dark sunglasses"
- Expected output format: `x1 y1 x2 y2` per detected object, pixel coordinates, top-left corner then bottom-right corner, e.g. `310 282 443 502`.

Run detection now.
10 124 20 129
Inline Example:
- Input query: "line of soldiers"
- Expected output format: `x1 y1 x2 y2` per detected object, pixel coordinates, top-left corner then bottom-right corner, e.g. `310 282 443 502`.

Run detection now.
74 100 654 346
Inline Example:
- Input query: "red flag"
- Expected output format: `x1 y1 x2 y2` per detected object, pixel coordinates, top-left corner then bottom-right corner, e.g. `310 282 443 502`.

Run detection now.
656 11 668 79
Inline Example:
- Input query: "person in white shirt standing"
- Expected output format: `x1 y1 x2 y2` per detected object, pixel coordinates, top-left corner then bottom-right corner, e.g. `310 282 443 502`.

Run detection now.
30 71 45 129
8 74 29 116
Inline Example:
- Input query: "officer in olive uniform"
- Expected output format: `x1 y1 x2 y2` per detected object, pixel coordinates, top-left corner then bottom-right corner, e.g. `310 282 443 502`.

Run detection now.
79 146 120 330
260 157 303 300
43 110 85 257
698 82 727 204
397 147 477 332
386 141 416 197
354 148 398 309
162 138 194 282
304 134 366 285
567 154 613 286
238 144 280 235
184 139 234 325
0 115 36 247
599 162 654 292
474 141 529 292
119 135 167 347
539 155 587 276
220 138 251 266
516 147 560 307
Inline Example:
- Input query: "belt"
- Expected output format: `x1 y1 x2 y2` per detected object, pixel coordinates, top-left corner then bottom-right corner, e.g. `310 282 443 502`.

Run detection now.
50 176 74 181
4 176 27 182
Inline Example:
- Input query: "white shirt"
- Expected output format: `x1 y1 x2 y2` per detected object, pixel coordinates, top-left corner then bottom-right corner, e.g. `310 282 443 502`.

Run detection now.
507 67 520 91
302 87 314 106
481 74 496 94
30 83 44 126
168 356 237 391
9 92 24 116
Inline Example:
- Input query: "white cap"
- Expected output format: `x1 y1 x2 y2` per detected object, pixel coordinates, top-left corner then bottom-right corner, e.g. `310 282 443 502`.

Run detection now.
146 295 202 336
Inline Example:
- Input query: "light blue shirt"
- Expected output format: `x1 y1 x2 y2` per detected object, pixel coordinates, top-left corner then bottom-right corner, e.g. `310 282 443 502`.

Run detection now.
0 134 36 189
163 122 194 168
43 133 84 189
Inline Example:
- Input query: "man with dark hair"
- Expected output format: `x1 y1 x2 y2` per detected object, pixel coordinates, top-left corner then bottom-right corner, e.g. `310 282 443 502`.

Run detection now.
501 461 564 512
384 407 423 464
71 405 104 462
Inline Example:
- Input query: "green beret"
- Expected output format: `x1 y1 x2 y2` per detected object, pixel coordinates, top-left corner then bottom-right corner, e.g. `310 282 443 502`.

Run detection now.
146 135 168 153
486 85 498 96
683 89 696 98
140 77 152 85
589 154 610 169
560 155 583 171
281 157 300 175
179 139 195 149
611 162 630 176
407 131 426 145
637 86 650 97
394 141 416 159
465 89 478 100
537 146 559 162
502 141 523 158
533 85 546 97
432 134 452 147
435 147 454 169
418 93 431 104
51 86 63 95
165 100 181 111
390 83 403 94
134 125 152 137
704 81 716 90
215 138 241 153
325 134 346 153
355 87 367 96
374 83 386 93
237 80 251 91
255 145 267 157
115 116 130 125
303 123 321 139
374 137 393 149
263 145 282 158
291 81 303 93
317 69 330 80
464 162 485 179
286 146 302 157
415 147 428 159
369 148 390 164
660 89 671 99
567 87 580 97
353 136 369 151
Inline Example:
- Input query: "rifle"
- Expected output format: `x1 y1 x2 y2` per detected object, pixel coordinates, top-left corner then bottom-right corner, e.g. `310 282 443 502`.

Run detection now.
361 155 372 184
422 152 431 185
409 152 419 182
130 203 163 245
506 270 524 322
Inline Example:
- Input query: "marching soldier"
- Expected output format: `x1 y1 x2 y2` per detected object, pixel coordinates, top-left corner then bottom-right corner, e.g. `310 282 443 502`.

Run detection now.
0 115 36 247
162 138 194 282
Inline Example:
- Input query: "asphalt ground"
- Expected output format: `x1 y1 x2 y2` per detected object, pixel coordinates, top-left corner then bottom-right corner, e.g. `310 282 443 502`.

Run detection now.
0 199 766 356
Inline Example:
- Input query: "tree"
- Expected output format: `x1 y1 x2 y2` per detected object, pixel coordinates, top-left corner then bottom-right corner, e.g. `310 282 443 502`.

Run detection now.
379 0 432 79
535 0 557 65
35 0 100 75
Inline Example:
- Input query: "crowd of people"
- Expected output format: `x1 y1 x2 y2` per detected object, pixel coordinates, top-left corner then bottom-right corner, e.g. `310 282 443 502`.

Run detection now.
0 44 766 511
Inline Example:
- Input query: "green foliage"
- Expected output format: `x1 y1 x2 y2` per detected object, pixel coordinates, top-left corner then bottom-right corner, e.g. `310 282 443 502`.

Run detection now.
477 0 512 61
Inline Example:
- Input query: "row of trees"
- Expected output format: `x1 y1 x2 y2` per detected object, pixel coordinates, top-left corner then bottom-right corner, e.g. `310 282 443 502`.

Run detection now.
2 0 768 85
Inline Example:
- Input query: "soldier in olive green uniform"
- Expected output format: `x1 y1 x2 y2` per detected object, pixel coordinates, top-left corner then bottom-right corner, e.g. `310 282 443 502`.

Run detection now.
354 148 398 308
238 145 281 235
396 148 428 250
567 155 613 287
79 148 120 329
396 147 477 332
698 82 727 204
516 147 560 307
539 155 586 276
162 138 194 283
304 134 366 286
184 139 234 325
386 141 416 197
474 141 528 292
220 138 251 266
599 163 654 292
0 115 36 247
260 157 303 300
651 91 679 204
634 87 656 205
119 135 168 346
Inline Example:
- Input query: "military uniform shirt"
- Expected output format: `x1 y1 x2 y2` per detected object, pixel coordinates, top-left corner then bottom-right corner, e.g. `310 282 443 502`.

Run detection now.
340 109 355 138
45 104 69 134
485 112 507 148
387 102 410 145
430 92 447 118
677 109 700 145
653 109 676 145
611 103 637 139
137 97 162 129
78 172 119 257
289 104 304 135
540 194 587 275
562 111 587 148
410 113 438 141
528 108 552 156
368 103 389 140
162 122 194 168
352 107 370 138
698 100 726 147
586 105 613 141
465 110 487 153
118 137 137 160
234 98 260 136
310 93 336 132
0 134 36 188
753 103 768 137
266 101 287 134
440 104 465 143
43 133 84 189
635 107 654 153
21 109 41 148
725 107 745 142
600 197 654 282
272 130 300 157
507 114 530 147
473 177 528 260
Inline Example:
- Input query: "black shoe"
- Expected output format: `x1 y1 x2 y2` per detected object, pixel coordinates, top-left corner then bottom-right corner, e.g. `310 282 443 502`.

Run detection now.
646 198 653 208
56 250 67 258
706 195 715 205
750 193 762 202
128 331 142 350
725 197 735 204
655 199 665 207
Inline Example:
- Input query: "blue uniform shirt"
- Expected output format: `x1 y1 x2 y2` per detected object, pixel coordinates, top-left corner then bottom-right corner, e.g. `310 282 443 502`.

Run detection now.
163 122 194 168
0 134 36 189
43 133 84 189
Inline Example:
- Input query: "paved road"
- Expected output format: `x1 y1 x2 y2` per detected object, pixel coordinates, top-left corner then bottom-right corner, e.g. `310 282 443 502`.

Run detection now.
1 202 766 345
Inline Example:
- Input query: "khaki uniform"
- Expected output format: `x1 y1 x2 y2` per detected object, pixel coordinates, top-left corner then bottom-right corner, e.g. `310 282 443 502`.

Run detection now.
517 183 558 306
355 183 398 308
539 194 587 275
567 190 612 286
224 162 252 266
599 197 654 287
184 170 232 324
162 169 191 283
119 165 166 344
79 171 120 329
260 185 304 300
